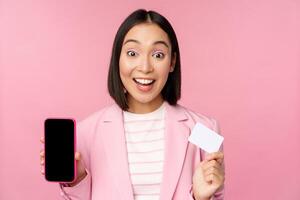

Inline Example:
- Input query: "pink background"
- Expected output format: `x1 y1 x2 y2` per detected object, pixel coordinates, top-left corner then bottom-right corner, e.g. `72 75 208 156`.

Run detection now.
1 0 300 199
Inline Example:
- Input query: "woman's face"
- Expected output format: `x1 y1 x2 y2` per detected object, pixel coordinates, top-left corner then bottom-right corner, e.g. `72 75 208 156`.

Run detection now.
119 23 176 113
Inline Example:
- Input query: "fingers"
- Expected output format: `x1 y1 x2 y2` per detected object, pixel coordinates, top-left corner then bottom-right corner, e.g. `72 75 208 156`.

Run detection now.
40 148 45 175
202 159 222 172
205 151 224 161
205 151 224 165
204 172 224 184
204 168 225 184
203 163 224 178
40 136 45 161
201 159 225 185
40 136 45 175
40 149 45 164
40 136 44 143
40 149 44 157
75 152 81 161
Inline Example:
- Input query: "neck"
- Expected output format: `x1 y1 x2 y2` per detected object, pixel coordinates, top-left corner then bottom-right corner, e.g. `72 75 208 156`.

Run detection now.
127 96 164 114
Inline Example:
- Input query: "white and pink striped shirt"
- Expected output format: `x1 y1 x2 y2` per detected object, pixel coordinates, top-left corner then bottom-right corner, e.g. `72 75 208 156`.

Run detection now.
123 102 166 200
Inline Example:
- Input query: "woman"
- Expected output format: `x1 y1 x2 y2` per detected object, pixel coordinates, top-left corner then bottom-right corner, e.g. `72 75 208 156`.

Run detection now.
40 9 225 200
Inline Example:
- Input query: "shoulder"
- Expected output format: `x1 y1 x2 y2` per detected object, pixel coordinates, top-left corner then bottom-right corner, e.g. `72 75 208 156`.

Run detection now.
76 103 119 131
175 103 220 133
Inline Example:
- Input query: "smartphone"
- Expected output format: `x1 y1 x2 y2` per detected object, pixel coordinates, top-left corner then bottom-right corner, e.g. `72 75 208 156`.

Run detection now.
44 118 76 183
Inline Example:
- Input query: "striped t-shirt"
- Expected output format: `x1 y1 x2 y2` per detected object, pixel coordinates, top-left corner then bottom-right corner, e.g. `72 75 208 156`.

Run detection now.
123 102 165 200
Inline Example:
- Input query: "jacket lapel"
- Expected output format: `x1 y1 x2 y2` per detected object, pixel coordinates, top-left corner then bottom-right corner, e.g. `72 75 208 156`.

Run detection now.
159 103 190 200
101 104 134 200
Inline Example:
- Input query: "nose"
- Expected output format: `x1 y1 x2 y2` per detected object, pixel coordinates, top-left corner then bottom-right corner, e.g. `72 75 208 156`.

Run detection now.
138 56 153 73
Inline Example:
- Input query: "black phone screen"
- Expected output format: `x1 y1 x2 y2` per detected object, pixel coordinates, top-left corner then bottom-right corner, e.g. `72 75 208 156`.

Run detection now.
44 118 75 182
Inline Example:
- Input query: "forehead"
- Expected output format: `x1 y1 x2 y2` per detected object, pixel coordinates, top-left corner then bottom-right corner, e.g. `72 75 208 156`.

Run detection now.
123 23 171 46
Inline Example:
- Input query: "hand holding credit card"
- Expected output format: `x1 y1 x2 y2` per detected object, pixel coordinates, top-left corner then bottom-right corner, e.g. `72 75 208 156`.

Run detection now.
188 122 224 153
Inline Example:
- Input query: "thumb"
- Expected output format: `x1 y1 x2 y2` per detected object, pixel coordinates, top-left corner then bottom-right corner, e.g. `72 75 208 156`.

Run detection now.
203 151 211 161
75 152 81 161
198 158 208 168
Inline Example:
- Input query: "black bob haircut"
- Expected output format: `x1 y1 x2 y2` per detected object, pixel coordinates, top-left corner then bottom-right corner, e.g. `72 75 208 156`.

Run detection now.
107 9 181 111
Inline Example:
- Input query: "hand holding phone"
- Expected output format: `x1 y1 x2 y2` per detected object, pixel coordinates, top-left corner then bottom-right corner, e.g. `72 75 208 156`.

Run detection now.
41 118 87 185
40 140 87 186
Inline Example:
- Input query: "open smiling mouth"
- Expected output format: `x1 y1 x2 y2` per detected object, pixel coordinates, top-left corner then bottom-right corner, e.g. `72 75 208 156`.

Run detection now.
133 78 156 92
133 78 155 85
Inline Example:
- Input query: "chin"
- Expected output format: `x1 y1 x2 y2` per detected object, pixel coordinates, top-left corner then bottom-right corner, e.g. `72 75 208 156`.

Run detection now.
135 97 156 104
130 93 159 104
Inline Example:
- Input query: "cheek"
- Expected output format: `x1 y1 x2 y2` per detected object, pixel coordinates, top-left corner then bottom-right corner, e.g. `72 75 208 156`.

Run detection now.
119 55 133 79
155 62 172 78
119 67 131 88
119 64 129 78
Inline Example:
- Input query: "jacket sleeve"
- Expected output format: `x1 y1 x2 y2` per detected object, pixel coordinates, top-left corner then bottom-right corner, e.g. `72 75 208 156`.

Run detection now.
188 117 225 200
58 119 93 200
59 171 92 200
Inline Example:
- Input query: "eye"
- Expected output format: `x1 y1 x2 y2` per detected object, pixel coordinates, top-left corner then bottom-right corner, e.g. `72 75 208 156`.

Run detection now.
126 50 138 57
153 52 165 59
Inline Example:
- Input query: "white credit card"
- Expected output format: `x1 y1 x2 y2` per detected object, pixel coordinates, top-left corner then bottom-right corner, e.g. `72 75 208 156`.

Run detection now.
188 122 224 153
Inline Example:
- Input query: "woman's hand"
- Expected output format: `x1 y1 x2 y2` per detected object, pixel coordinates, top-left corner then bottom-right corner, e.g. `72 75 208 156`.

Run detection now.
39 136 87 186
192 152 225 200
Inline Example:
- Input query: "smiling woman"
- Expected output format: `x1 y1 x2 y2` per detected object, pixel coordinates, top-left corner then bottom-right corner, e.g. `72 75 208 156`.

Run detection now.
119 23 176 113
39 8 225 200
107 10 181 113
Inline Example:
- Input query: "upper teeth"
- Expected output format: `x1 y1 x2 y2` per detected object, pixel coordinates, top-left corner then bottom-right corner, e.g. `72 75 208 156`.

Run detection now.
135 79 154 84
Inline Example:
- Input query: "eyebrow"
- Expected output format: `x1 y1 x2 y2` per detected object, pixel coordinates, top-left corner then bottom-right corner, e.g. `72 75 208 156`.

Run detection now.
123 39 169 49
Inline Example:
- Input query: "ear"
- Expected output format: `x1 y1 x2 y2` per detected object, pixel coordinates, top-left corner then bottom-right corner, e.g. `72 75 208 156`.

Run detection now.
170 52 176 72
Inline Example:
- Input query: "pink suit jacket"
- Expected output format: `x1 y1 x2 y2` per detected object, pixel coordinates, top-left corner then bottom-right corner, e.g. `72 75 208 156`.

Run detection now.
60 102 224 200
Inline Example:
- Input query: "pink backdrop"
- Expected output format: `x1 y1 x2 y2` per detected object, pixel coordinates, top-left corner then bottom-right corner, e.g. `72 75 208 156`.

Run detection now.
1 0 300 199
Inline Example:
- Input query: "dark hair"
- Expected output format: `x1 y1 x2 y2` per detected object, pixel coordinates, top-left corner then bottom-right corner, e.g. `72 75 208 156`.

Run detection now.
107 9 181 110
